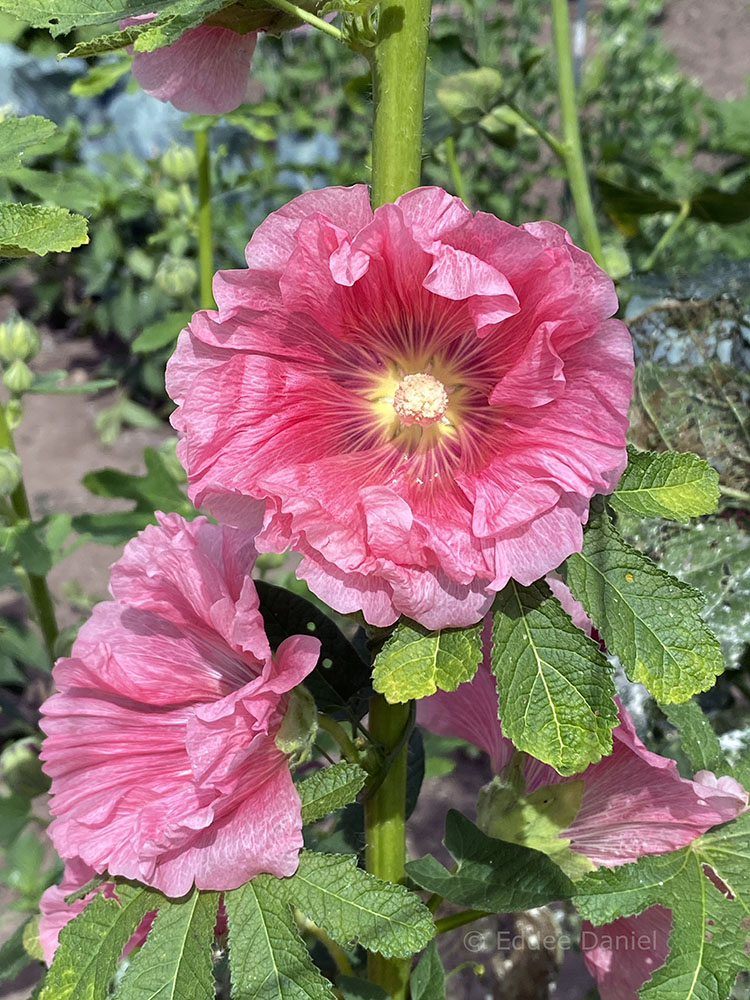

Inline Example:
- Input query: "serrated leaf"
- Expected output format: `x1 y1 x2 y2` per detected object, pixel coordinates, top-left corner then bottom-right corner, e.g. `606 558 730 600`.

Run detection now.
372 620 482 704
298 763 368 826
575 813 750 1000
490 580 618 775
0 203 88 257
405 810 574 913
255 581 371 719
40 883 163 1000
286 852 434 959
660 699 728 774
114 889 218 1000
132 311 192 354
564 505 724 703
225 875 336 1000
410 942 445 1000
0 116 57 173
0 0 156 34
610 447 719 522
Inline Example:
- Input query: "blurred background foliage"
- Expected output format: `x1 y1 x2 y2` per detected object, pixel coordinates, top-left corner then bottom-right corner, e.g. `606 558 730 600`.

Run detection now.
0 0 750 995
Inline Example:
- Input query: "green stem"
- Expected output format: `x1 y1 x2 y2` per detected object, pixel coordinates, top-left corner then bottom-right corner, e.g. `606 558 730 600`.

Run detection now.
0 404 58 660
264 0 345 40
435 908 489 935
195 127 215 310
369 0 432 206
550 0 604 266
506 100 566 161
444 136 469 206
364 696 412 998
643 200 690 271
317 715 361 765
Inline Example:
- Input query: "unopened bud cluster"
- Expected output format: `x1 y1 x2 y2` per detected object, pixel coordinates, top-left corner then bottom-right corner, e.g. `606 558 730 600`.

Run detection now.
0 313 40 398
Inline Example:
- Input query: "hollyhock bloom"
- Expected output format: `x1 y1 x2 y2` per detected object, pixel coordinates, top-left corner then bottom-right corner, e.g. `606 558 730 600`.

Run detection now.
166 185 634 629
38 859 155 966
40 513 320 898
122 14 257 114
580 907 672 1000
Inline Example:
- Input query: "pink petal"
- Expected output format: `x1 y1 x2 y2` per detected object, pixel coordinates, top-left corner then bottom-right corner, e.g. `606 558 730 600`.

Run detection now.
581 907 672 1000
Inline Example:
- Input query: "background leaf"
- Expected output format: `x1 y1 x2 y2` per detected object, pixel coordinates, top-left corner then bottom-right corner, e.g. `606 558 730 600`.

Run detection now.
610 447 719 522
0 116 57 174
410 941 446 1000
0 203 88 257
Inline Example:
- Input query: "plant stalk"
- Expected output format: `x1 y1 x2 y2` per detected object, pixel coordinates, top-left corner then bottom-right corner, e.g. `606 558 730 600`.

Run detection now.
550 0 604 266
195 127 215 309
0 403 58 660
264 0 345 40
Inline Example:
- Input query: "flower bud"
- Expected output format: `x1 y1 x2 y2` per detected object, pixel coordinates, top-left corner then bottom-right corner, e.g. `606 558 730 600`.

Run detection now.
155 188 181 217
0 313 41 364
155 256 198 298
0 448 22 495
3 359 34 395
275 686 317 767
161 143 197 182
5 398 23 430
1 737 50 799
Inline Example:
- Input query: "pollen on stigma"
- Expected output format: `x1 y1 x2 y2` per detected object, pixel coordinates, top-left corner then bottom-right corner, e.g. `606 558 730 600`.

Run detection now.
392 372 449 427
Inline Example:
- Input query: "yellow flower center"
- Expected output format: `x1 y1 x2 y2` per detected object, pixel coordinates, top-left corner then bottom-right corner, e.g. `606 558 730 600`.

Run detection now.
392 373 449 427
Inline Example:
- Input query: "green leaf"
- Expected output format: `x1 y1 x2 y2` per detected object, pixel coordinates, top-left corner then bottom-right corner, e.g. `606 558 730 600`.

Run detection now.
490 580 618 775
286 852 434 959
0 918 35 983
410 942 445 1000
564 505 724 703
0 0 156 35
0 116 56 173
132 311 192 354
69 57 133 96
405 810 574 913
610 448 719 522
225 875 336 1000
114 889 218 1000
436 68 505 124
255 581 371 719
298 762 368 825
27 370 117 395
40 883 164 1000
660 699 728 774
372 620 482 704
336 977 389 1000
574 812 750 1000
0 203 88 257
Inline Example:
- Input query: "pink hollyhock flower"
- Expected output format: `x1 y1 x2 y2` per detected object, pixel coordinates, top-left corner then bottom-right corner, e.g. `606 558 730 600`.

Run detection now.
122 14 257 114
166 185 634 629
580 907 672 1000
38 859 155 966
40 512 320 898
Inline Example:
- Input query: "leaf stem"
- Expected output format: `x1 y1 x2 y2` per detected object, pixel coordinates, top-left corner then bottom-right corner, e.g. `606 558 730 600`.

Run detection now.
195 126 215 309
506 100 566 161
317 715 361 765
0 403 58 660
550 0 604 265
643 199 691 271
263 0 345 40
443 136 469 206
435 908 489 935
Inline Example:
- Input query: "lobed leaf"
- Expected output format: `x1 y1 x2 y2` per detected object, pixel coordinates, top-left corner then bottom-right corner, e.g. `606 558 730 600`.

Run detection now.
372 619 482 704
490 580 618 775
298 762 368 826
564 505 724 702
406 810 574 913
225 875 336 1000
610 447 719 522
286 851 434 959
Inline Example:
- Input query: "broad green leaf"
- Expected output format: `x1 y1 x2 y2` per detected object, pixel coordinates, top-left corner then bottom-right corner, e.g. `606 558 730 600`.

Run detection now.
575 812 750 1000
660 699 728 774
255 581 371 719
336 977 389 1000
224 875 336 1000
405 810 574 913
0 0 157 34
40 883 164 1000
0 116 56 173
115 889 219 1000
286 852 434 959
372 619 482 703
564 505 724 702
436 68 505 124
610 448 719 522
410 942 445 1000
132 311 192 354
298 762 368 825
490 580 618 775
0 203 88 257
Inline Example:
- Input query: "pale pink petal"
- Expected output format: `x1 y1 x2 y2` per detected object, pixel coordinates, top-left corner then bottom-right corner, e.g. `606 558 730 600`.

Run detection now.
581 908 672 1000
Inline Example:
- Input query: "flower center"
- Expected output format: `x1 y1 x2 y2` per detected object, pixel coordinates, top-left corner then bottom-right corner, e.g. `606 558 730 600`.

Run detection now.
392 373 449 427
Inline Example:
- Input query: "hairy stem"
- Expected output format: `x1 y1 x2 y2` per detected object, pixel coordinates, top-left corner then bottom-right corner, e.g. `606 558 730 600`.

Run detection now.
0 404 58 660
195 127 215 309
551 0 604 266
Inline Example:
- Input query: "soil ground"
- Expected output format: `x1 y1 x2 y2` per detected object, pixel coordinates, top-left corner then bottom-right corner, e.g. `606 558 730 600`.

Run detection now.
1 1 749 997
